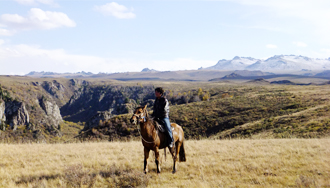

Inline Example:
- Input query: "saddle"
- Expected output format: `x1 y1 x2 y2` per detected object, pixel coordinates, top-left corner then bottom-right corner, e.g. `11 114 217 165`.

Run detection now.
153 118 174 133
153 118 175 148
153 119 166 133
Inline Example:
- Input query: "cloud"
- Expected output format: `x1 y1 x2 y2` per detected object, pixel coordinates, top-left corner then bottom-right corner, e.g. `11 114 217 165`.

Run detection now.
0 28 14 36
320 49 330 57
0 43 151 75
150 58 216 71
0 44 110 75
266 44 277 49
304 48 330 59
0 8 76 32
226 0 330 43
94 2 136 19
0 42 216 75
293 41 307 47
14 0 58 7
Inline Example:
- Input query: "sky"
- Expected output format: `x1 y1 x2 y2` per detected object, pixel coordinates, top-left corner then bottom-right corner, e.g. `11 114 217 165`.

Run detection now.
1 0 330 75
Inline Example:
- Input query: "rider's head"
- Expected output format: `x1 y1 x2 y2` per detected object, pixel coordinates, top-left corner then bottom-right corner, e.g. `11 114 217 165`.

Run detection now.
155 87 164 98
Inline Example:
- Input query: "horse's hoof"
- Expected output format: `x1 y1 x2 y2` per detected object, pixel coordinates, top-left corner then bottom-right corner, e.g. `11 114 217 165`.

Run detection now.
172 170 176 174
144 171 148 174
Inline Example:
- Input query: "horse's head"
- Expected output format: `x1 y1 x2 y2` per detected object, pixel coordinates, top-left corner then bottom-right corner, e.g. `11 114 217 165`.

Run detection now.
130 105 148 125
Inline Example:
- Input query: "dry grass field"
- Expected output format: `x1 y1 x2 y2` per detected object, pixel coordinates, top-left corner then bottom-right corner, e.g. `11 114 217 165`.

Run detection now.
0 139 329 188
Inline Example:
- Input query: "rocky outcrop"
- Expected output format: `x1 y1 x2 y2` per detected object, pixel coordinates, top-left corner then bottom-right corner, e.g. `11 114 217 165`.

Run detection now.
42 80 64 94
41 80 65 100
0 100 6 131
85 111 112 130
34 79 84 108
39 97 63 129
5 101 29 130
109 99 137 116
83 98 138 130
69 79 89 87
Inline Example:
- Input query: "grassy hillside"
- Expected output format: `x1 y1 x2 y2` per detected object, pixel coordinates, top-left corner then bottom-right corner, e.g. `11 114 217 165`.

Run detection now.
1 76 330 143
170 85 330 139
77 84 330 141
0 121 84 144
0 139 329 187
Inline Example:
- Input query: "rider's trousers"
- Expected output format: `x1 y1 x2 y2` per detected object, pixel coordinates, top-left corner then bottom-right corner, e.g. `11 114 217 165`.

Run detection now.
160 118 174 144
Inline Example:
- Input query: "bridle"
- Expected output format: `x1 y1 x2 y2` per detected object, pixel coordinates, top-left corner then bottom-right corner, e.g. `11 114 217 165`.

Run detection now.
133 108 158 144
132 113 146 123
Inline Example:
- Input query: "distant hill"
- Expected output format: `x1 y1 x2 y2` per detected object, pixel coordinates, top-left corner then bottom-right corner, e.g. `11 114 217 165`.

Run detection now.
246 78 270 84
315 70 330 78
26 71 93 78
25 69 330 84
221 73 243 79
270 80 314 86
26 70 272 81
141 68 158 72
233 70 273 77
270 80 298 85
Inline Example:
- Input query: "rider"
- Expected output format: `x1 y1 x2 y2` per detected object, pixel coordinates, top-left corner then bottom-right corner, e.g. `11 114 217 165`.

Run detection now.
152 87 174 148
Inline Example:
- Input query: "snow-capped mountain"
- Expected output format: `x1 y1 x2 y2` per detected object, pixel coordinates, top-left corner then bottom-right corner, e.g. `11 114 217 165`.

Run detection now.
207 56 259 70
206 55 330 71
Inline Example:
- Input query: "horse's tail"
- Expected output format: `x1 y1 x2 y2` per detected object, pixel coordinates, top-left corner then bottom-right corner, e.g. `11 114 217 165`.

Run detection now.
179 141 186 162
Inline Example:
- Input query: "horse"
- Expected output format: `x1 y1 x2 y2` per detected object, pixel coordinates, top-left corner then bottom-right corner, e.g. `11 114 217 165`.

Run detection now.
130 105 186 174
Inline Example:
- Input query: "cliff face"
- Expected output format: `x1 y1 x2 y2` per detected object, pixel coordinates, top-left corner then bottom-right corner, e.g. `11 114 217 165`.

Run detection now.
61 85 154 123
1 78 157 134
0 78 77 135
5 101 29 130
0 100 6 130
84 111 112 130
39 79 85 107
39 97 63 129
0 77 157 142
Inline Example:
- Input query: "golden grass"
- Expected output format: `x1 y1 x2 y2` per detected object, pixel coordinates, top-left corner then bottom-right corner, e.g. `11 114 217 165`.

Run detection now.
0 139 329 188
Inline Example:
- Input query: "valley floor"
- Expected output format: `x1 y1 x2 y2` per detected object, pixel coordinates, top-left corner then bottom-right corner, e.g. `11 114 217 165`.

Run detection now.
0 139 329 188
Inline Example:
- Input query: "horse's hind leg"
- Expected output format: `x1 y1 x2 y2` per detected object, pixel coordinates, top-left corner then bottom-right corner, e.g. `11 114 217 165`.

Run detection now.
144 147 150 174
155 147 161 174
172 142 181 174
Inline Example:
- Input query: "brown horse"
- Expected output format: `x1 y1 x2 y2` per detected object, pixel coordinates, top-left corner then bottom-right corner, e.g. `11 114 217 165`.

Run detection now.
130 105 186 174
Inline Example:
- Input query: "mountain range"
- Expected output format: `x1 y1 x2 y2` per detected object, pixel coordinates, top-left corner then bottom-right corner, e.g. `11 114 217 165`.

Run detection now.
204 55 330 72
24 55 330 81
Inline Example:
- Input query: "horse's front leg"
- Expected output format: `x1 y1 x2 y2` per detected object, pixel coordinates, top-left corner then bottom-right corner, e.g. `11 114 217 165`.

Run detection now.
155 147 161 174
144 147 150 174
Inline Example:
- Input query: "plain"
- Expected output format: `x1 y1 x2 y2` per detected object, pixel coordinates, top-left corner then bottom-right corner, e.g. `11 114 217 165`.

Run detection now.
0 139 329 188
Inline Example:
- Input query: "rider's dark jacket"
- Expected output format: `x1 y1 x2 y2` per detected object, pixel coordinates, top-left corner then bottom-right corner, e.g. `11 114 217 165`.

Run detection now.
152 96 169 119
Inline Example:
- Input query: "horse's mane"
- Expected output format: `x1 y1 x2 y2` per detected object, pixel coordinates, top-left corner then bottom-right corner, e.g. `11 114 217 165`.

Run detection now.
144 108 149 119
139 106 164 132
144 109 164 132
